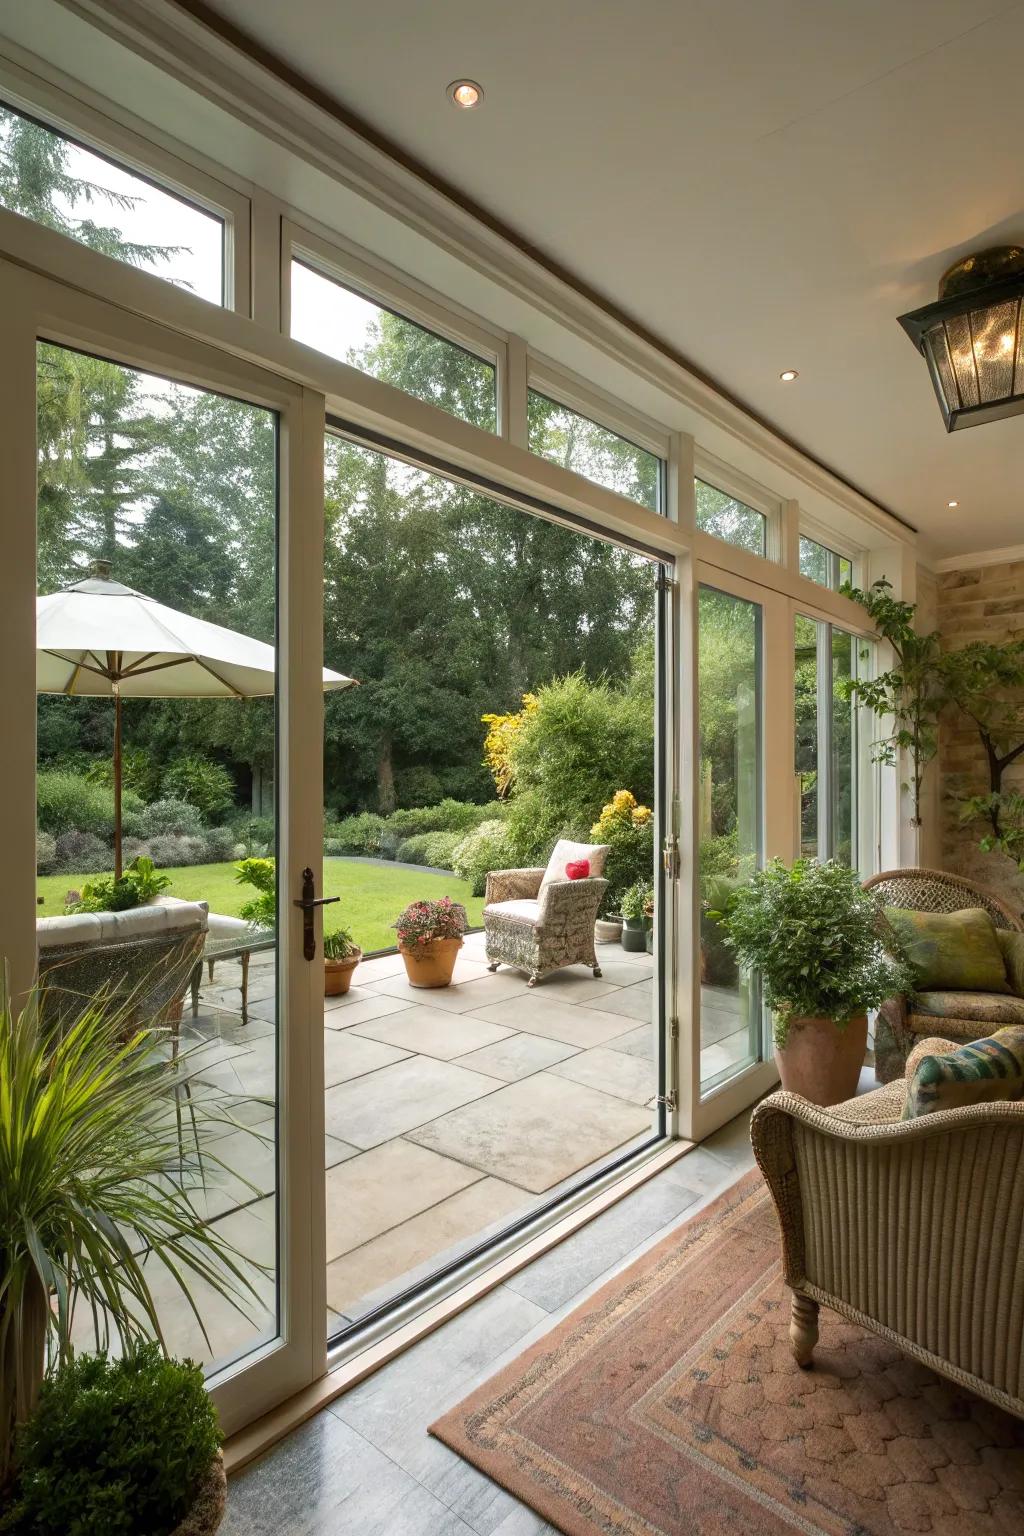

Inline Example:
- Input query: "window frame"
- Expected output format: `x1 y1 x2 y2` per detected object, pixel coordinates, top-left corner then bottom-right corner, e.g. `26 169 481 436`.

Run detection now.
0 49 251 311
693 449 780 562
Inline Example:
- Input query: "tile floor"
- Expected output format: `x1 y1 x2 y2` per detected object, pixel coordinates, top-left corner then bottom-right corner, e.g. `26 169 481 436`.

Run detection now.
220 1112 760 1535
162 932 753 1366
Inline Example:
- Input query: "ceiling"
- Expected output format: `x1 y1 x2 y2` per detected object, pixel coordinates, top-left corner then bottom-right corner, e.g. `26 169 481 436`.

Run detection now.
198 1 1024 557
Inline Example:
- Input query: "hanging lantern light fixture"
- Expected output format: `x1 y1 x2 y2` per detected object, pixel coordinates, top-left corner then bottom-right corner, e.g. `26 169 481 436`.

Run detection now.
898 245 1024 431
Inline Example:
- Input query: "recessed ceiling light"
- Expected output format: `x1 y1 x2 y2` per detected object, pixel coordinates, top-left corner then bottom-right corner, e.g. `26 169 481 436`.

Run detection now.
447 79 483 109
779 369 799 382
947 499 959 508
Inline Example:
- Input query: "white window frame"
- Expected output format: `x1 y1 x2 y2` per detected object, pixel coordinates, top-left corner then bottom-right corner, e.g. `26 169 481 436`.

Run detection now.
0 46 252 311
693 448 782 563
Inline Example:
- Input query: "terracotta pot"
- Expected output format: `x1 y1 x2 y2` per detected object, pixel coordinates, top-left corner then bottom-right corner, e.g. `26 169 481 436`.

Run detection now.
595 917 623 943
324 949 361 997
399 936 462 988
774 1013 868 1107
169 1452 226 1536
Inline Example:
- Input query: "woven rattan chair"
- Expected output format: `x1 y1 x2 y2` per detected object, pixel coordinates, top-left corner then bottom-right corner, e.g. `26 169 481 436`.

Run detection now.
483 863 609 986
752 1078 1024 1420
864 867 1024 1082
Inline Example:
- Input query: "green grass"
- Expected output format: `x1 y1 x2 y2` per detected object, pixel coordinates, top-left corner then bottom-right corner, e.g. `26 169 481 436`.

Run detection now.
36 859 485 954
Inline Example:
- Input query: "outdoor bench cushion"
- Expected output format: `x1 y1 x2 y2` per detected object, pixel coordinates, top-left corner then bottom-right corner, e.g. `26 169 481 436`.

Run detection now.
37 901 207 950
484 899 542 924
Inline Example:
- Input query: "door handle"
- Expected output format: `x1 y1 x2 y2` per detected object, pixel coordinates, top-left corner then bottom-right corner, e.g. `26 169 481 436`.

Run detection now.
293 866 340 961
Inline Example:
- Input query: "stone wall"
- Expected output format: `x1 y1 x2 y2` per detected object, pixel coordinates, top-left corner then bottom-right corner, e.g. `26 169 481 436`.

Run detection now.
937 560 1024 917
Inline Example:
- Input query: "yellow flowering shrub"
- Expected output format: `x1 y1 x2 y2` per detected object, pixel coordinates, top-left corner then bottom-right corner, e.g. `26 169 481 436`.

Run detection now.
591 789 652 839
481 693 538 797
591 789 655 911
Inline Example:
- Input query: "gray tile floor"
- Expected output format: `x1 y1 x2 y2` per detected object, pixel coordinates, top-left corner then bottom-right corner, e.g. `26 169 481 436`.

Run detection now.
222 1112 758 1536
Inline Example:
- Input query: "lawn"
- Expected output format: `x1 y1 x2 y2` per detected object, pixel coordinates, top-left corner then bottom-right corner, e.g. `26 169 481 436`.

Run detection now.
36 857 485 954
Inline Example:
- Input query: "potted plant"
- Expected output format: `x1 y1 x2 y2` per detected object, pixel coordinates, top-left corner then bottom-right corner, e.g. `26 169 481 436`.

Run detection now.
590 790 654 940
0 973 259 1493
393 897 467 988
324 924 362 996
2 1346 224 1536
620 880 649 953
643 889 655 955
713 858 912 1105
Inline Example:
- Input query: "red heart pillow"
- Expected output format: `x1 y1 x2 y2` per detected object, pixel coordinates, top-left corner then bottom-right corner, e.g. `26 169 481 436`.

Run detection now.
565 858 590 880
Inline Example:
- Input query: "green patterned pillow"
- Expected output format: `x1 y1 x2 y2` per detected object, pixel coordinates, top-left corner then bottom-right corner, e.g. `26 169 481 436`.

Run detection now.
996 928 1024 997
902 1026 1024 1119
883 906 1010 994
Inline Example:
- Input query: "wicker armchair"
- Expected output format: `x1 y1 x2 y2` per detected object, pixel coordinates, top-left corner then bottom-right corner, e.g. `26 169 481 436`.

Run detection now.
864 867 1024 1082
483 865 609 987
752 1079 1024 1420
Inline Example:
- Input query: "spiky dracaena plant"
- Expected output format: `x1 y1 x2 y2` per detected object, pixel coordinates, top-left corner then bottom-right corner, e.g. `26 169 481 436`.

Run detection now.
0 970 263 1486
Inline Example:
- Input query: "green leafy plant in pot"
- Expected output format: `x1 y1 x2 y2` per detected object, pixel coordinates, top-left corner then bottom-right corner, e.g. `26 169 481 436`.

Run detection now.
712 859 912 1105
0 968 261 1523
323 925 361 996
619 879 651 953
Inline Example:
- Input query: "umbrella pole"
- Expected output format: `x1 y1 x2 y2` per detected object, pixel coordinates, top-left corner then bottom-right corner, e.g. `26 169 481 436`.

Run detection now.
113 689 123 881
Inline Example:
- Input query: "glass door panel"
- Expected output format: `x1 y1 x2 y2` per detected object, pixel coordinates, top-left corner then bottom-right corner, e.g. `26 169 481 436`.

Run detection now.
320 429 667 1339
698 584 764 1094
793 615 859 868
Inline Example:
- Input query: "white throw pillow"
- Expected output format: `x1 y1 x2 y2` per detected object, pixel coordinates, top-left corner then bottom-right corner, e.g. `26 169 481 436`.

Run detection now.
539 839 608 894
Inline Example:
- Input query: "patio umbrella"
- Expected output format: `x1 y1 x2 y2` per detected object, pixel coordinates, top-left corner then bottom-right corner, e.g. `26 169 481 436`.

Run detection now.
37 561 355 877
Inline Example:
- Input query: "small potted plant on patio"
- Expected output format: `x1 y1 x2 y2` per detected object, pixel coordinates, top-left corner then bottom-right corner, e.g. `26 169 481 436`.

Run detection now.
620 879 649 953
324 924 362 996
2 1347 225 1536
712 858 912 1106
393 896 467 988
643 887 655 955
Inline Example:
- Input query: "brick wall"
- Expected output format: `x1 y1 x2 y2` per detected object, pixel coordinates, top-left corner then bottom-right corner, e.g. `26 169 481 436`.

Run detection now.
937 561 1024 916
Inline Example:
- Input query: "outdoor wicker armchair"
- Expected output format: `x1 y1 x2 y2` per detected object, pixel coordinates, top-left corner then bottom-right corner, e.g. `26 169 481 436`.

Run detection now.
752 1079 1024 1420
483 844 609 986
864 867 1024 1082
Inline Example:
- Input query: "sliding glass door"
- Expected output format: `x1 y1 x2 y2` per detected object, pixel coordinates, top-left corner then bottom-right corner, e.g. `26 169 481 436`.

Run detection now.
794 615 865 869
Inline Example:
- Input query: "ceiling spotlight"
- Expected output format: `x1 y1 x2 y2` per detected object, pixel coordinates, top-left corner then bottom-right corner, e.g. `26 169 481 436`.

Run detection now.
779 369 799 382
898 245 1024 431
947 500 959 508
447 79 483 109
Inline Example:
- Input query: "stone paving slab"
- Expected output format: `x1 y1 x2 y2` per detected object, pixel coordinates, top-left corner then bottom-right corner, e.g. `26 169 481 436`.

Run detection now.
324 993 416 1029
547 1044 654 1105
474 993 636 1049
451 1033 580 1082
349 1006 516 1061
325 1140 484 1262
407 1074 651 1193
324 1031 412 1088
323 1057 505 1149
365 970 531 1014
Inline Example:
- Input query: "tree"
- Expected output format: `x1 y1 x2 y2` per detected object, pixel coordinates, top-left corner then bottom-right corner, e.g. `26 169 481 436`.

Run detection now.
941 640 1024 866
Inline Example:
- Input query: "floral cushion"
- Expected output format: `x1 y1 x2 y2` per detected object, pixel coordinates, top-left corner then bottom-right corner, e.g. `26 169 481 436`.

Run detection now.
902 1025 1024 1119
884 906 1010 993
909 990 1024 1027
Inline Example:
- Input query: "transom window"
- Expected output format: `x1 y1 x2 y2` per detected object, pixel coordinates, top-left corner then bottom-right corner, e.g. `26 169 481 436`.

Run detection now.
0 101 224 304
799 534 853 590
527 389 661 511
290 259 498 432
694 479 767 555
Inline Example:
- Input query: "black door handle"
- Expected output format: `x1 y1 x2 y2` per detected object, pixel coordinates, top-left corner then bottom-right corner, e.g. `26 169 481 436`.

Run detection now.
293 866 340 961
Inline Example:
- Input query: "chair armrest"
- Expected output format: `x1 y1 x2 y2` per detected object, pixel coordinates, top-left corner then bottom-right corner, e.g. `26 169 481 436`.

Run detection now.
485 867 545 905
536 876 608 927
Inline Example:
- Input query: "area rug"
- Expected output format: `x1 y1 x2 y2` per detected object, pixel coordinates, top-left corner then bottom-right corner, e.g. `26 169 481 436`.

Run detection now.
430 1168 1024 1535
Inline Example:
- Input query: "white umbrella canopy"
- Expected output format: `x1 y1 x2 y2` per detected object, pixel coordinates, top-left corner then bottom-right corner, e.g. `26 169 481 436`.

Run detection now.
37 562 355 875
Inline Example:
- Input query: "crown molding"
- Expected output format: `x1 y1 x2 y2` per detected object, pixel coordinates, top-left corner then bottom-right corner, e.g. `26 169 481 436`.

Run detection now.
55 0 916 549
932 543 1024 574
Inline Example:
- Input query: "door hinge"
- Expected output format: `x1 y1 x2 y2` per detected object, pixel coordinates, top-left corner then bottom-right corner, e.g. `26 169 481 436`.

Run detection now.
669 1015 680 1040
646 1091 677 1111
662 834 681 880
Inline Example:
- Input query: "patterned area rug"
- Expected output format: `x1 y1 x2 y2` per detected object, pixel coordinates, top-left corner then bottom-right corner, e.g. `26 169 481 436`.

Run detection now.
431 1169 1024 1534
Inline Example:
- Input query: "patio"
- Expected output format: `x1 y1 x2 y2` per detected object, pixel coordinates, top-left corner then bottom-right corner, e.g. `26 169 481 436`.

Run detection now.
166 933 750 1369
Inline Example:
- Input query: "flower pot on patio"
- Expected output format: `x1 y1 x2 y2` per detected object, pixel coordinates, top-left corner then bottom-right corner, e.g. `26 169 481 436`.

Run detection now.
325 948 361 997
595 916 623 943
399 937 463 988
621 918 646 953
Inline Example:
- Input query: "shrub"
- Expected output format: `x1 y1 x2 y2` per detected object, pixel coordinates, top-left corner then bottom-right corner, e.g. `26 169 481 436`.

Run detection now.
162 753 235 822
327 811 387 856
65 858 171 916
388 799 505 838
85 746 162 803
140 834 208 869
3 1345 220 1536
123 797 206 840
53 830 109 875
235 857 276 927
437 762 494 803
36 831 57 876
393 765 443 809
323 837 345 857
452 819 513 896
203 826 237 863
394 831 462 869
37 771 114 837
591 790 655 913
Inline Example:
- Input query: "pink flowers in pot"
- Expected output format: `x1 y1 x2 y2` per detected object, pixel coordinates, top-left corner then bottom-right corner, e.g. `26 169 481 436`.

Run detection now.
392 896 468 947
